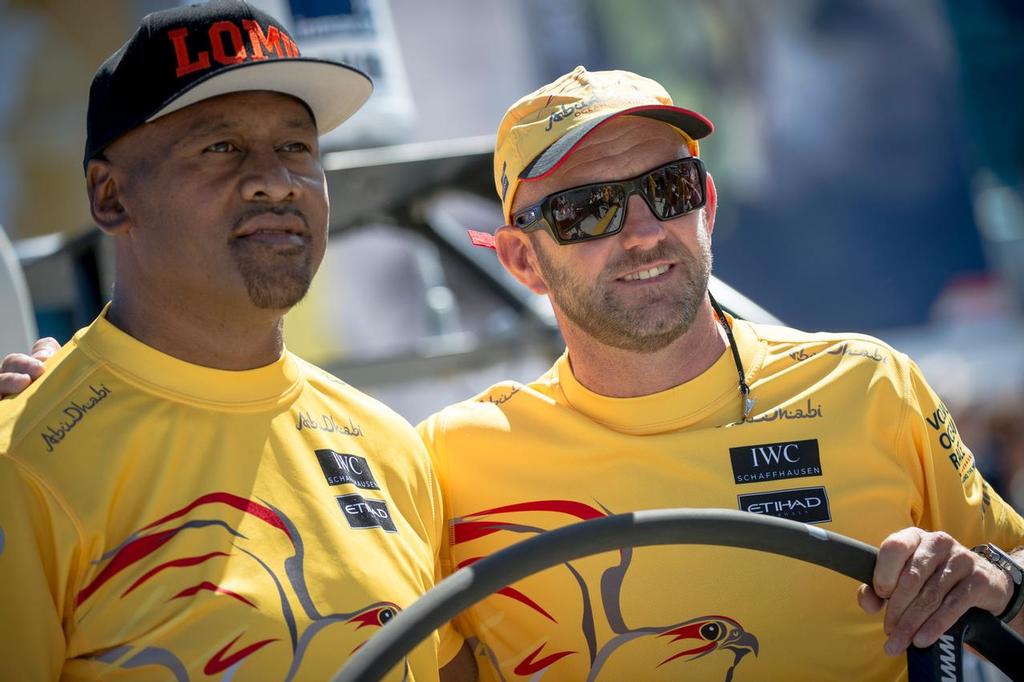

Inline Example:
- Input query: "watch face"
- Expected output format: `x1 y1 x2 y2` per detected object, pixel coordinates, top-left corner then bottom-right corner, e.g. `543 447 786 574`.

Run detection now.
977 544 1024 583
977 543 1024 624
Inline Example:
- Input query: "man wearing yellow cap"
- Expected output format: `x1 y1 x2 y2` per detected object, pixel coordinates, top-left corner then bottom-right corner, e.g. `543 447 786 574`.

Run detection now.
422 66 1024 680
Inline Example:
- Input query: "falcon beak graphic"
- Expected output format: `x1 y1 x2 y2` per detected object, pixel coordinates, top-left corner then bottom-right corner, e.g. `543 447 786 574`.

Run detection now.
721 629 758 682
723 629 759 661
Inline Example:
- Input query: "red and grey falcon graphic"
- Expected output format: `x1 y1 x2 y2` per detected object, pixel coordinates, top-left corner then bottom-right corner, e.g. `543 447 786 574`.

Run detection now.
453 500 758 681
77 492 404 680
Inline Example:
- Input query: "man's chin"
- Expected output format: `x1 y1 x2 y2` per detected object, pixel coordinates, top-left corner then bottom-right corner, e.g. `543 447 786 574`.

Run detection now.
232 249 317 311
566 310 689 353
239 269 313 311
247 285 311 311
602 324 688 353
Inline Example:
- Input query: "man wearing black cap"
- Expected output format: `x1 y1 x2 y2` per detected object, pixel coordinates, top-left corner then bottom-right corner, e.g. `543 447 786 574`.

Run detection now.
0 2 471 680
418 67 1024 680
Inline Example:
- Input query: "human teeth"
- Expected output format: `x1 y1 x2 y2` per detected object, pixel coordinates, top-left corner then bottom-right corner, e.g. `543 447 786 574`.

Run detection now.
624 265 669 281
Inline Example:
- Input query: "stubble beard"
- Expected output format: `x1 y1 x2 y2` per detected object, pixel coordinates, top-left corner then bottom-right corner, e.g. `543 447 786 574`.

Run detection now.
229 244 315 310
534 229 713 353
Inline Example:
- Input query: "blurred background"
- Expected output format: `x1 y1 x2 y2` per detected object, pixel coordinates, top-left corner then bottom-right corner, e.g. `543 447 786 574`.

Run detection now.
0 0 1022 514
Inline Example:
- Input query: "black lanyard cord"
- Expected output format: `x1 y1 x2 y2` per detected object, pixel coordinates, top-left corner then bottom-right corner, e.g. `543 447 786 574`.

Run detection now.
708 291 754 422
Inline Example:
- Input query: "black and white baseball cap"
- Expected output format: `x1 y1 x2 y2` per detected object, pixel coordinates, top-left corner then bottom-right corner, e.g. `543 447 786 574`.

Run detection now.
84 0 372 168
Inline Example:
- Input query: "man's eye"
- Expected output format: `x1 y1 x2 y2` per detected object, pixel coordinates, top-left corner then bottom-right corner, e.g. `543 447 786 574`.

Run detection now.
281 141 312 153
205 141 237 153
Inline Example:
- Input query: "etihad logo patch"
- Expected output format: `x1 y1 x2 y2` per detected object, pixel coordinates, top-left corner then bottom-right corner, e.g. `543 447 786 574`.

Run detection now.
738 486 831 524
729 439 822 485
314 450 380 490
337 494 397 533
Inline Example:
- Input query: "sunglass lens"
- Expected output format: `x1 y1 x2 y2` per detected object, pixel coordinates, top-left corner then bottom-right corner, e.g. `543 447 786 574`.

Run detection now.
550 185 626 241
647 161 704 219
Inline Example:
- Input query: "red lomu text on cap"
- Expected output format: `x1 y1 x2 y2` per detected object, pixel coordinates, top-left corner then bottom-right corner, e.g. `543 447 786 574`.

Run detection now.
168 20 300 79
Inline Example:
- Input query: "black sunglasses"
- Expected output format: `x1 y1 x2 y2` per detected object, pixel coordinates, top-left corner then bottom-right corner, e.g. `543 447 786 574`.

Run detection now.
511 157 707 245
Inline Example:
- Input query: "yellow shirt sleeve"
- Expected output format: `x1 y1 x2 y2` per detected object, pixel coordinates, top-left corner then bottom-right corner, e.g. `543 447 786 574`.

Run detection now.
419 414 466 668
0 456 81 681
898 356 1024 549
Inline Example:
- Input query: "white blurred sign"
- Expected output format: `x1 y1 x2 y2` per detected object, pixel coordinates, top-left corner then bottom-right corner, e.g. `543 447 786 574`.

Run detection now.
245 0 416 149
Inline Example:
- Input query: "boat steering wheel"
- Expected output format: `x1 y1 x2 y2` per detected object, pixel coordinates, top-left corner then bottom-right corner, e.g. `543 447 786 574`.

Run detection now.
335 509 1024 681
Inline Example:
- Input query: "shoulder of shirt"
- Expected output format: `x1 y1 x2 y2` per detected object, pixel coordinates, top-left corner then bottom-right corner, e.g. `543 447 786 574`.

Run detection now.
0 336 110 454
290 353 356 392
422 365 559 431
739 319 910 366
289 354 419 434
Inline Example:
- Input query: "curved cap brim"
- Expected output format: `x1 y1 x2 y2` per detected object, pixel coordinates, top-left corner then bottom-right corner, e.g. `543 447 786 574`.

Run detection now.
522 105 713 180
148 58 373 134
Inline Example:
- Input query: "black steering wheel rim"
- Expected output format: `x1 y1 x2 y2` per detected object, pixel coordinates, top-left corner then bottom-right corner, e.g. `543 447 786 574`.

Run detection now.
334 508 1024 681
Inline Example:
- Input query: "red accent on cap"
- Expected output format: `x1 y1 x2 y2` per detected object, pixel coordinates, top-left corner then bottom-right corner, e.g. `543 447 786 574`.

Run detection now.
523 105 709 184
468 230 497 250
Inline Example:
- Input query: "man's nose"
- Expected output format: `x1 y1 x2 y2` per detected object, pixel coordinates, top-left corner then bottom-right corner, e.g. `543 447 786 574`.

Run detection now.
240 149 298 202
617 193 667 250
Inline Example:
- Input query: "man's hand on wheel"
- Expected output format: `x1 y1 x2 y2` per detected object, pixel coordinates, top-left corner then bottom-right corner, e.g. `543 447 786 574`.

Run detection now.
857 527 1016 655
0 337 60 398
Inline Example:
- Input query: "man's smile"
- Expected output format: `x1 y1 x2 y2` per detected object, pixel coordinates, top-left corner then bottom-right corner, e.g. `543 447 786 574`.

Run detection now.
620 263 672 282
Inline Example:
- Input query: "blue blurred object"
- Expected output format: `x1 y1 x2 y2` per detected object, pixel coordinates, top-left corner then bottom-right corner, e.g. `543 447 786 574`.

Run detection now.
710 0 988 332
34 309 75 346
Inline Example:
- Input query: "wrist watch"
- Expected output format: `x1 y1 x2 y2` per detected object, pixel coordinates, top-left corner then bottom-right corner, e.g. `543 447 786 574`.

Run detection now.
972 543 1024 624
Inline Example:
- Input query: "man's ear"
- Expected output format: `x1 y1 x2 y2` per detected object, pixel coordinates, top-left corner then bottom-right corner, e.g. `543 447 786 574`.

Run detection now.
494 225 549 295
704 171 718 236
86 159 132 235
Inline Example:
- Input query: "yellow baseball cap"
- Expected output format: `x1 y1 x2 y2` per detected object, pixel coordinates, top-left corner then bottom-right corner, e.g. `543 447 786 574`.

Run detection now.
493 66 714 226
